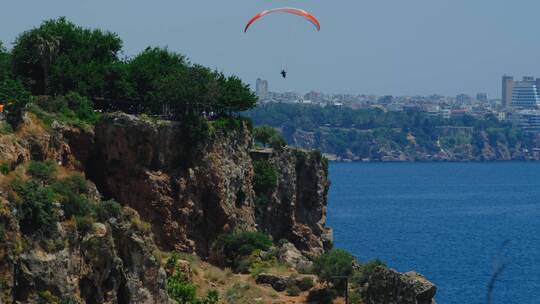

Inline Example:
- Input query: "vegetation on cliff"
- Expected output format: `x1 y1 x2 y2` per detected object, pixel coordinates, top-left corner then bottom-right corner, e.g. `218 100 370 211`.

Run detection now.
8 160 122 239
246 103 537 161
1 17 257 123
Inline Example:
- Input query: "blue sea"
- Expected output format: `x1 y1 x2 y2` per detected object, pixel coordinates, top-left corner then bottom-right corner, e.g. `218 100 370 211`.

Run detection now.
327 162 540 304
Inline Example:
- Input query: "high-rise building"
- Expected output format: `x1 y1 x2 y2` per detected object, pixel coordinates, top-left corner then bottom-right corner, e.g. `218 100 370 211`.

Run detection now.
456 94 471 104
502 75 514 108
255 78 268 100
377 95 393 104
476 93 488 102
511 76 540 109
511 110 540 133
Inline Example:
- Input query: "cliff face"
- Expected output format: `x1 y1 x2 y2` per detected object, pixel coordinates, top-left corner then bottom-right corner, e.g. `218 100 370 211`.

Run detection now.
85 113 331 258
0 112 439 303
0 115 171 303
0 199 171 303
253 149 332 258
0 206 171 304
0 113 89 170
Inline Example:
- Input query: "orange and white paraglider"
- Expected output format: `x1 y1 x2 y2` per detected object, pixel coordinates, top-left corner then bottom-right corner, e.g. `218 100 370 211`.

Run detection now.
244 8 320 78
244 7 321 32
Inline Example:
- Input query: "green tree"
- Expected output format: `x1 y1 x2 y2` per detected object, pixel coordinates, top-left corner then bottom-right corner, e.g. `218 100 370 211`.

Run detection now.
0 41 30 104
0 41 11 81
253 125 282 148
129 47 187 103
12 17 124 96
217 75 257 114
212 231 272 269
313 249 356 290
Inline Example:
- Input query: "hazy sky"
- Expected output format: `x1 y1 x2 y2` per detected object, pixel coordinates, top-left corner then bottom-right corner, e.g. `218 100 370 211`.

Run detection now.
2 0 540 97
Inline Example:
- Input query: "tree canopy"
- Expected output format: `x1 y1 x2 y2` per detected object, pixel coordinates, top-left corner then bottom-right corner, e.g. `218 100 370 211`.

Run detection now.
11 17 123 97
1 17 257 119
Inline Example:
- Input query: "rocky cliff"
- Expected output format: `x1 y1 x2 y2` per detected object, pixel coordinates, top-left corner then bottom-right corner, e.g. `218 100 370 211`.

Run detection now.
0 112 437 304
0 203 172 303
0 114 172 303
85 113 331 259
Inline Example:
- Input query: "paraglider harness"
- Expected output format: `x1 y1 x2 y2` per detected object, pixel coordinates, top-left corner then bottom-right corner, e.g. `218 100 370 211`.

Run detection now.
280 69 287 79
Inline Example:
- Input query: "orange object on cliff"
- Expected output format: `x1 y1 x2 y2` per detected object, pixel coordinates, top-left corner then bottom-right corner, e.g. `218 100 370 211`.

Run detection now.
0 104 4 113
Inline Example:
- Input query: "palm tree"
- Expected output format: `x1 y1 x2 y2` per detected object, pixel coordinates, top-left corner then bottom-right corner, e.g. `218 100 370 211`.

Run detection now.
35 34 59 95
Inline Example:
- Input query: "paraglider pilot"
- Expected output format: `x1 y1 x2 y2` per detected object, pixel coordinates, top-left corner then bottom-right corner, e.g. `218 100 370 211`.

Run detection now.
281 69 287 78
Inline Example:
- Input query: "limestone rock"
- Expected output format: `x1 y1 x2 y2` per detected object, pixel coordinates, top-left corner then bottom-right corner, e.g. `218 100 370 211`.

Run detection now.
87 113 331 259
278 242 313 272
366 266 437 304
255 273 292 292
0 207 173 304
92 222 107 237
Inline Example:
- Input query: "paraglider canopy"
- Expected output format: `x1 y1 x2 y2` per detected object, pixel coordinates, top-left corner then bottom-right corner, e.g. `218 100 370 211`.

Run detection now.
244 8 321 32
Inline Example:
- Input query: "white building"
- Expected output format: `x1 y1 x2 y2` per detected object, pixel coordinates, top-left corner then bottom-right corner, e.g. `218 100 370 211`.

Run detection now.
511 77 540 109
511 110 540 133
255 78 269 100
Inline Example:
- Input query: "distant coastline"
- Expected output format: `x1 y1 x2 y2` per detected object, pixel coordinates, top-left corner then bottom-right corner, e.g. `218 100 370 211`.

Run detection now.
246 103 540 163
324 154 540 163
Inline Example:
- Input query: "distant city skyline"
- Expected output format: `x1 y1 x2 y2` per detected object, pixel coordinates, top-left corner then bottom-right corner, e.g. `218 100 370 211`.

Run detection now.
255 77 497 100
2 0 540 96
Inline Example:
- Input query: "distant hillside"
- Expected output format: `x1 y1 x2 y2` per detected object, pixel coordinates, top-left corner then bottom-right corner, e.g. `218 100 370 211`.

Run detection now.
245 103 540 161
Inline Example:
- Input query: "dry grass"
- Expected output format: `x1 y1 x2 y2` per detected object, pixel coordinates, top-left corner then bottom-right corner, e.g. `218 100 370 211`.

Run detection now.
184 258 315 304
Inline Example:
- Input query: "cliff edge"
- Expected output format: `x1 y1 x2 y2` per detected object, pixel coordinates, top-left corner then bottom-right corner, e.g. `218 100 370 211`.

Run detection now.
85 113 332 259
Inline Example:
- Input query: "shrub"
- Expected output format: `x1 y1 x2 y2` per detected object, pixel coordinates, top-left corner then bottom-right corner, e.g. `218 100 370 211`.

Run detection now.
35 93 99 127
62 193 93 219
65 92 99 124
0 121 14 134
349 290 363 304
197 290 219 304
286 285 301 297
38 290 61 304
252 160 278 204
95 199 122 221
0 162 10 175
51 176 93 219
269 134 286 149
297 276 315 291
53 174 88 194
167 271 197 304
12 180 58 237
306 288 337 304
253 125 285 148
212 231 272 269
248 257 276 277
27 161 57 183
75 216 94 235
211 117 244 132
352 259 387 287
225 283 251 303
313 249 356 289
